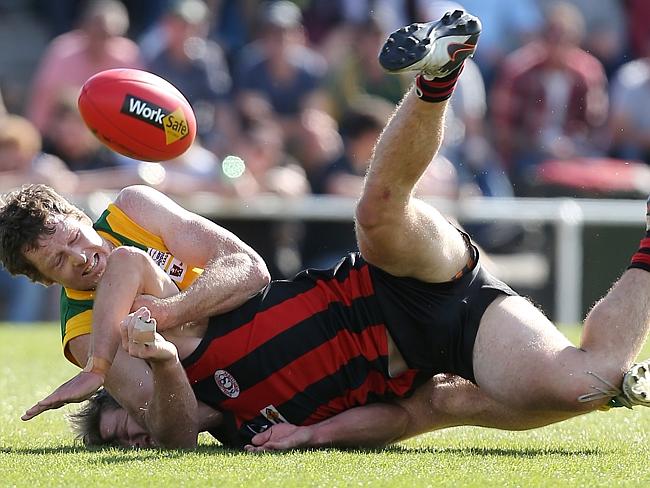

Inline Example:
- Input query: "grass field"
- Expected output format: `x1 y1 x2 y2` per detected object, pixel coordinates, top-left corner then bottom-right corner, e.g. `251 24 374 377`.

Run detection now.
1 324 649 488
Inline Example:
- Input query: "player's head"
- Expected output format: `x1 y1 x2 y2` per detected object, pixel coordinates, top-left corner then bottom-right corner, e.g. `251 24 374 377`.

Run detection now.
69 389 155 449
0 184 111 289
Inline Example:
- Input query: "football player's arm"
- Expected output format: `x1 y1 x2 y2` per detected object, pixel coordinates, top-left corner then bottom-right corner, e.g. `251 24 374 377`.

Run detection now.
246 380 453 451
114 185 271 331
22 248 201 449
245 403 411 451
116 309 199 448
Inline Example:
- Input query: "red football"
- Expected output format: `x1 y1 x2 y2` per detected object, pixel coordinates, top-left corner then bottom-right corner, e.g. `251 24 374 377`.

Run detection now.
78 68 196 162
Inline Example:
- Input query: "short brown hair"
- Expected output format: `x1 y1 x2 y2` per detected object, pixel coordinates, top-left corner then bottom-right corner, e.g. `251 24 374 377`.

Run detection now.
68 388 121 447
0 184 88 283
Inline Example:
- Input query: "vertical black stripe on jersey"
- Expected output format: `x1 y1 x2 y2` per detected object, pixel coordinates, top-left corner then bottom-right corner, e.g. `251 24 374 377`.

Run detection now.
189 293 385 411
217 357 425 449
269 354 392 425
183 252 372 367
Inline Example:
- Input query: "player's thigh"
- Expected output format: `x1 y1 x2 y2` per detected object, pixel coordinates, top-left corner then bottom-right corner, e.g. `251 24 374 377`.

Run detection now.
472 295 581 411
355 198 469 283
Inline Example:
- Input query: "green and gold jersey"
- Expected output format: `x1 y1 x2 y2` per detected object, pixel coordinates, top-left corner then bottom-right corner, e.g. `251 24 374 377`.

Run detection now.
60 203 203 366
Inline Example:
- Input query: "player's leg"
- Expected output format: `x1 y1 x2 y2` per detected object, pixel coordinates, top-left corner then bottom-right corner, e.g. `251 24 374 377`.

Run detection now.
355 10 481 283
472 203 650 414
397 374 577 440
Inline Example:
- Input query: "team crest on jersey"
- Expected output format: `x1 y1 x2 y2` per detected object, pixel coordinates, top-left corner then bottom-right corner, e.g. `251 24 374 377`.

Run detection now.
214 369 240 398
147 248 187 283
260 405 288 425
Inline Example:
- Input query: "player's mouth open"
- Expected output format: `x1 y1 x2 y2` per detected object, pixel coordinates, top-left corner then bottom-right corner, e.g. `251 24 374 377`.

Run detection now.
82 253 99 276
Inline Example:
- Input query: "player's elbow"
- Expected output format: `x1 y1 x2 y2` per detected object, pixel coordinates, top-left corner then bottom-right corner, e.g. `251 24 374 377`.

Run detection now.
107 246 149 271
237 251 270 293
251 255 271 289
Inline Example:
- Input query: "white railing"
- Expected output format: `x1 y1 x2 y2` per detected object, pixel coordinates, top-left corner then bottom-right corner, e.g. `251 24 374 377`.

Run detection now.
82 193 646 324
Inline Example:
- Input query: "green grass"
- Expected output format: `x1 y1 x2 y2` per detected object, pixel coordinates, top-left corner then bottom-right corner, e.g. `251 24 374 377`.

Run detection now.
1 324 649 487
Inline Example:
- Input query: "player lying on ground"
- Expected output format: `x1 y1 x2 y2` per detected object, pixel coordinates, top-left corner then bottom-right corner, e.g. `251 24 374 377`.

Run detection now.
4 9 650 450
1 187 271 447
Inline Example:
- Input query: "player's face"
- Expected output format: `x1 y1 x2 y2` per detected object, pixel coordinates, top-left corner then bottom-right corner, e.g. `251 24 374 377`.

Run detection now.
99 407 156 449
24 214 113 290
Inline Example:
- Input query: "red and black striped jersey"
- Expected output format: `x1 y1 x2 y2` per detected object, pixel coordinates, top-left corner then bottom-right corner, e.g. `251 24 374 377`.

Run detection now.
182 253 428 448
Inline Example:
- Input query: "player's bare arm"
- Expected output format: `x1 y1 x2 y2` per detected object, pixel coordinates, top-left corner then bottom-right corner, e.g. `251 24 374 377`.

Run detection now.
23 246 203 447
119 308 199 448
114 185 271 330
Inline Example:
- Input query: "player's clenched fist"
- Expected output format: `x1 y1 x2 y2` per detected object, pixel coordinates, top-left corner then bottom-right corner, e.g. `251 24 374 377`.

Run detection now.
120 307 178 363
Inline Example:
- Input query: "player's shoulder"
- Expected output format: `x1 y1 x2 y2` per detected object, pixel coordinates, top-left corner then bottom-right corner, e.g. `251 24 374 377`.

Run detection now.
113 185 186 233
114 185 169 216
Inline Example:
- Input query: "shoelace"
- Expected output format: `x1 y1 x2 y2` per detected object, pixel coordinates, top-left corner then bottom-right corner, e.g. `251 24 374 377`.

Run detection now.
577 371 633 409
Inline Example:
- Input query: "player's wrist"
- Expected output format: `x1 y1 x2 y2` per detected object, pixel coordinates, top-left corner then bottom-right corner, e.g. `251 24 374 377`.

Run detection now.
82 355 112 378
156 296 183 330
302 424 326 448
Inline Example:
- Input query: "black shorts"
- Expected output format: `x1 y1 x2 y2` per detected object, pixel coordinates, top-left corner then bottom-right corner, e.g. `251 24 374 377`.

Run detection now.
369 246 517 383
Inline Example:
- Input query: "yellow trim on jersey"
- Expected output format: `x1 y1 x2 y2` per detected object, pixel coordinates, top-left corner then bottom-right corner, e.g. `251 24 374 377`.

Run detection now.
64 288 95 301
63 309 93 366
61 202 204 366
104 203 167 250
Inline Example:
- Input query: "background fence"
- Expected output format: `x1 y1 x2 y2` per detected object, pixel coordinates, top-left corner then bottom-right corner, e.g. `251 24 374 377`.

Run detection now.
78 193 647 325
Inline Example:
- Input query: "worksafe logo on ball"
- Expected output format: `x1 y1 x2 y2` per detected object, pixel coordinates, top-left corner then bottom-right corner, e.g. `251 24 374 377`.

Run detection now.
214 369 240 398
120 93 189 145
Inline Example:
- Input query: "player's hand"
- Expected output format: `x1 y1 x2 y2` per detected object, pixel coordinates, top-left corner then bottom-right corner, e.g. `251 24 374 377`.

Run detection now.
120 307 178 363
21 370 104 421
131 295 174 331
244 423 313 452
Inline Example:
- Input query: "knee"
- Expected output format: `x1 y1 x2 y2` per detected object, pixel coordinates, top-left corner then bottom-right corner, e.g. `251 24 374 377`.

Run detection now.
355 181 410 230
428 374 480 416
355 193 388 231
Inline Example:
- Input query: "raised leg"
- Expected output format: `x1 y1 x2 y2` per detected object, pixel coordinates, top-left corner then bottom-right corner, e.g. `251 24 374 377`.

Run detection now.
355 10 481 283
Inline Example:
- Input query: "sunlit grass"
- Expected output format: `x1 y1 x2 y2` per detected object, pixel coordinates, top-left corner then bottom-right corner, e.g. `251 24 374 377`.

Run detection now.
1 324 648 487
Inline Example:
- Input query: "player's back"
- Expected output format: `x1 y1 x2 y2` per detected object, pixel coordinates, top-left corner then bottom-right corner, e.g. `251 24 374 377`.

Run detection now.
182 252 426 447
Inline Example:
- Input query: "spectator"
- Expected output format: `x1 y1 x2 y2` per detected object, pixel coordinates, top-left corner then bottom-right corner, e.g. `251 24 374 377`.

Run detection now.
0 114 76 194
41 92 122 172
323 14 411 119
156 142 226 195
234 1 328 142
490 1 608 195
537 0 628 77
626 0 650 59
301 96 457 268
209 0 257 65
230 119 309 198
26 0 141 132
142 0 233 147
225 118 309 279
291 108 343 191
445 0 543 88
609 57 650 164
302 0 378 45
0 114 74 322
443 58 513 199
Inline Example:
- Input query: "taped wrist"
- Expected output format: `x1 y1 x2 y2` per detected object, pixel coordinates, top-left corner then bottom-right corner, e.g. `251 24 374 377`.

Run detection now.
83 356 112 377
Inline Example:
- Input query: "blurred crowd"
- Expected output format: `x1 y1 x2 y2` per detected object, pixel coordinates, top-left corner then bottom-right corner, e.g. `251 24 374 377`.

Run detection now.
2 0 650 321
